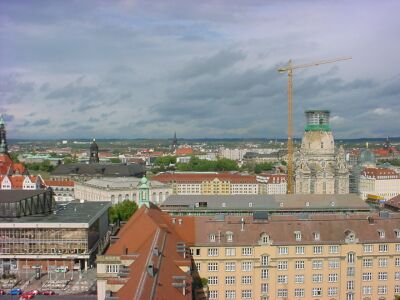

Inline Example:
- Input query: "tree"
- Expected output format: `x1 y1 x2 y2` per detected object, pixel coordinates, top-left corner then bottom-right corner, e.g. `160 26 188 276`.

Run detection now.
109 200 138 223
154 156 176 167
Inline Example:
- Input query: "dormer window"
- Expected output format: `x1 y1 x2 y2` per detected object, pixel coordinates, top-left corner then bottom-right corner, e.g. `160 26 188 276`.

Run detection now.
209 234 216 242
378 230 385 239
395 229 400 239
249 202 253 208
294 231 302 241
313 232 320 241
260 233 270 244
226 231 233 242
305 202 310 207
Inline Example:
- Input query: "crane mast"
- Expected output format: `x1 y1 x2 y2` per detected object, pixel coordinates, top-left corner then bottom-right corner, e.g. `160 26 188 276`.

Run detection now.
277 56 352 194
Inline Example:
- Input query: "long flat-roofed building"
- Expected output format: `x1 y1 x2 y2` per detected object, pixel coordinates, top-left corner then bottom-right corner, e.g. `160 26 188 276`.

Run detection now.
160 194 372 216
0 190 111 273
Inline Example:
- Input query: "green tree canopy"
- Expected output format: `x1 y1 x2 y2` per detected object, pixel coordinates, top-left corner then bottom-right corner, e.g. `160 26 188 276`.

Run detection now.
109 200 138 223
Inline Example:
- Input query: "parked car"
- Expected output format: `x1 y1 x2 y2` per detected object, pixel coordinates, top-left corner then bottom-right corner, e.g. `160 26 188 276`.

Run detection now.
10 288 23 295
41 290 56 295
0 289 6 295
27 290 40 295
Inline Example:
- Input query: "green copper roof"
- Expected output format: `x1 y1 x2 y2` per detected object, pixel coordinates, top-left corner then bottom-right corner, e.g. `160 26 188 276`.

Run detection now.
305 124 331 132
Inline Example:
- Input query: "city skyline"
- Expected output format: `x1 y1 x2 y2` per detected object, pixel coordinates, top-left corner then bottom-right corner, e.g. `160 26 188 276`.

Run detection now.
1 0 400 139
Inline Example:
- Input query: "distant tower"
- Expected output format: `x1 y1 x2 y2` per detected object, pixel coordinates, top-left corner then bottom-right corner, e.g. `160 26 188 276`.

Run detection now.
138 176 150 208
0 115 9 155
383 136 391 150
295 110 349 194
89 138 99 164
172 132 178 150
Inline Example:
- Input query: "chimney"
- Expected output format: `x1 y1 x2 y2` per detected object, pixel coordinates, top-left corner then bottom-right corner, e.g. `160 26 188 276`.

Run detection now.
241 217 245 231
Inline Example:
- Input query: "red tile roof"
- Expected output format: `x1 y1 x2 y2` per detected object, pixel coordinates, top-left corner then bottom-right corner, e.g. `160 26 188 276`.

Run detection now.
175 147 193 156
105 204 194 300
44 180 74 187
361 167 400 179
0 154 27 175
153 173 257 184
385 194 400 210
0 175 43 189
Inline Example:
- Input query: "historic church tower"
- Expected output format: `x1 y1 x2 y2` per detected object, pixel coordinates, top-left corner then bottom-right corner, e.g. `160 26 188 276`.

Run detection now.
295 110 349 194
89 138 99 164
0 115 8 155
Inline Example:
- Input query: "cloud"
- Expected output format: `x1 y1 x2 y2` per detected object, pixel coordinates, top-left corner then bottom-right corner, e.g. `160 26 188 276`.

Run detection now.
32 119 50 126
371 107 392 116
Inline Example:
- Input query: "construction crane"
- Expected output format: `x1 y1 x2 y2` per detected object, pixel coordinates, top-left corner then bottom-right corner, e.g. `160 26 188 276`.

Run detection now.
277 57 352 194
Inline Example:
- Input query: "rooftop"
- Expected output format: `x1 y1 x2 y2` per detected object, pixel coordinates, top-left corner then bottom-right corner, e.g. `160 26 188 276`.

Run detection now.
51 163 145 177
153 172 257 184
78 177 167 189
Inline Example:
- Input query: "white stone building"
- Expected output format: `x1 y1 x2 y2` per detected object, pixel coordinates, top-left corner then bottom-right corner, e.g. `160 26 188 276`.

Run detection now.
74 177 172 205
257 174 287 194
295 110 349 194
359 167 400 200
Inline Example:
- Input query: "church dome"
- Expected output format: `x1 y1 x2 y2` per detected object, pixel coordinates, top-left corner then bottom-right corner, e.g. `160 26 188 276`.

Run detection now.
140 176 148 184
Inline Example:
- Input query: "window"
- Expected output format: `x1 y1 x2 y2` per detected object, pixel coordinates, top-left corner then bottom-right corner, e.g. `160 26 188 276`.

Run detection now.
362 286 372 295
242 276 252 284
347 280 354 290
364 244 373 253
295 274 304 284
377 285 387 294
261 255 269 266
294 231 302 241
313 246 323 254
378 230 385 239
208 248 218 256
395 285 400 294
295 260 305 270
347 252 355 264
328 287 338 296
394 257 400 267
261 268 268 279
225 262 236 272
208 291 218 299
242 247 253 256
347 267 355 276
294 288 304 297
208 276 218 285
312 287 322 296
396 272 400 280
295 246 305 255
363 258 373 268
328 259 340 269
241 290 252 299
362 272 372 281
396 244 400 252
328 273 338 282
378 272 387 280
225 276 235 285
312 274 323 283
226 232 233 242
379 244 388 252
261 233 270 244
225 290 236 299
378 258 388 267
261 283 268 294
225 248 236 256
278 246 288 255
194 248 201 256
209 234 216 242
208 262 218 272
312 260 323 269
277 275 288 284
242 262 253 272
277 261 288 270
277 289 288 298
329 245 339 253
195 262 201 271
106 264 119 273
313 232 320 241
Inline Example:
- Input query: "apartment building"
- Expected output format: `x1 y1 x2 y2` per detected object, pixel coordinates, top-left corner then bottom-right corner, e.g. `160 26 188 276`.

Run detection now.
152 173 258 195
191 212 400 300
257 174 287 194
359 167 400 200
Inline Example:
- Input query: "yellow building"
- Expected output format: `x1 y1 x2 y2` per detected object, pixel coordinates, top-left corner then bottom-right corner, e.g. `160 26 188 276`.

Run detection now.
190 212 400 300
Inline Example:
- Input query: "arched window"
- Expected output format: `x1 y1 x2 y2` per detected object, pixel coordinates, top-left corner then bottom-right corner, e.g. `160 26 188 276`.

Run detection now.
125 194 129 200
118 194 122 202
111 195 115 202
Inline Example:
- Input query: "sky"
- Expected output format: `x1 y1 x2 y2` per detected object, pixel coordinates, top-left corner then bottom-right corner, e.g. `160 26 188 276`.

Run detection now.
0 0 399 139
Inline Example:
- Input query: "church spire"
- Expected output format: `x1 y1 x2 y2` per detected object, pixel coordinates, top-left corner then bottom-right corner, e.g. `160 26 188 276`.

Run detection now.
172 132 178 149
89 138 99 164
0 115 8 154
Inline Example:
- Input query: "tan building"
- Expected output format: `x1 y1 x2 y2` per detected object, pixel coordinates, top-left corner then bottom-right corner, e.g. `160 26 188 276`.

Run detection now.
191 212 400 300
359 167 400 200
152 173 259 195
257 174 287 194
295 110 349 194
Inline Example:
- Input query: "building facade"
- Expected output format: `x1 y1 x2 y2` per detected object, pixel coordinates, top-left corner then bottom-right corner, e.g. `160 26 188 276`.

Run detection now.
74 177 172 205
295 110 349 194
257 174 287 194
359 167 400 200
44 179 75 201
152 173 259 195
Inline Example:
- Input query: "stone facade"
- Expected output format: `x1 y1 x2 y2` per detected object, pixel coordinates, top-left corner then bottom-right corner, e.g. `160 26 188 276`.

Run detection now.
295 110 349 194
